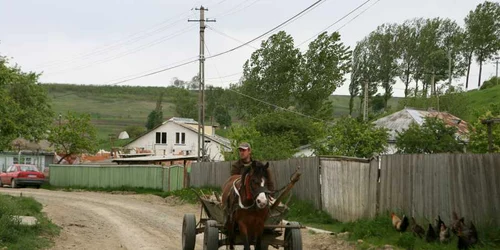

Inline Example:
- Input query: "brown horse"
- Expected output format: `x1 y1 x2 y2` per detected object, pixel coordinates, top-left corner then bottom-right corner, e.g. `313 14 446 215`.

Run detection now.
221 161 272 250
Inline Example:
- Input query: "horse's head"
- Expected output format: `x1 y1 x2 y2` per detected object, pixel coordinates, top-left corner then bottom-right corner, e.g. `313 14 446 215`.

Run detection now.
241 161 271 209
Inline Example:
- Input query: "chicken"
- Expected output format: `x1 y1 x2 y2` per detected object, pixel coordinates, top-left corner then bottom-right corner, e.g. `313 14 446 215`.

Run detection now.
391 213 409 232
457 220 478 249
439 223 451 243
425 223 438 242
411 217 425 239
435 215 445 233
451 211 464 236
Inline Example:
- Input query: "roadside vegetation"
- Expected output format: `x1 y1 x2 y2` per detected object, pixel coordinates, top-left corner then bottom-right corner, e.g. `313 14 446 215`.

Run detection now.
0 194 59 250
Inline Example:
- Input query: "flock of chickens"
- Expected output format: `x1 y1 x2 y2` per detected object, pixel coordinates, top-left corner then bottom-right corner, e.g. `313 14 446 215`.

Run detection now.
391 211 478 249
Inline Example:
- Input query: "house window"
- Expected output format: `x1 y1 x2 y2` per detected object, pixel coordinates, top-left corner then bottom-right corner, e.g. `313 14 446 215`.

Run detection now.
13 157 31 164
155 132 167 144
176 132 186 144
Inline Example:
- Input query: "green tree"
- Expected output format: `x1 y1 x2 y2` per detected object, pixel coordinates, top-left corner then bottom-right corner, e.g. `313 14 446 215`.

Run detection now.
145 93 164 130
395 19 423 97
395 117 464 153
223 124 297 161
467 104 500 153
312 116 389 158
252 111 322 148
351 38 379 117
206 86 233 124
480 76 500 90
369 24 399 108
214 106 232 128
297 31 351 116
124 125 146 139
48 112 98 163
239 31 302 118
371 94 385 113
0 56 54 150
465 1 500 88
173 88 197 119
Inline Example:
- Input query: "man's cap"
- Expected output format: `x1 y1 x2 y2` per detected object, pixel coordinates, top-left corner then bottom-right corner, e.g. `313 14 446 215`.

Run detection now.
238 142 251 150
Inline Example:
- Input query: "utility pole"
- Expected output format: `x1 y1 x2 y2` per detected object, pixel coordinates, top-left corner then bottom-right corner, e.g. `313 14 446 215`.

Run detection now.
495 56 499 86
363 81 368 121
189 6 215 162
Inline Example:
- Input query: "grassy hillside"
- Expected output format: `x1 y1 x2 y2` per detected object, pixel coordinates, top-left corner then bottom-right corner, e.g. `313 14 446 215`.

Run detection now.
465 84 500 113
45 84 181 149
43 83 500 150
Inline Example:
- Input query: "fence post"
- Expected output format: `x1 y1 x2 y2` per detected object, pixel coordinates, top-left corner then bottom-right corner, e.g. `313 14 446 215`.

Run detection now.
316 156 322 211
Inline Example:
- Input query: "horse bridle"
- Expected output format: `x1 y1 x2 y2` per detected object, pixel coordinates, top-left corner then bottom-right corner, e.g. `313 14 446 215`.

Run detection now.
232 173 271 210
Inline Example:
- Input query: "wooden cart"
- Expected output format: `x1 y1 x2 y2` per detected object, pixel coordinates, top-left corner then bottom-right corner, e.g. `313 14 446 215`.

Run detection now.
182 169 303 250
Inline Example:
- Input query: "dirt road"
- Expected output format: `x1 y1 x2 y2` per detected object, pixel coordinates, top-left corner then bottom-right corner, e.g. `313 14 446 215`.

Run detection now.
0 188 356 250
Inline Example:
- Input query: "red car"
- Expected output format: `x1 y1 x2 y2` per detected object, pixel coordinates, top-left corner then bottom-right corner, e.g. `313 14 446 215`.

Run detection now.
0 164 45 188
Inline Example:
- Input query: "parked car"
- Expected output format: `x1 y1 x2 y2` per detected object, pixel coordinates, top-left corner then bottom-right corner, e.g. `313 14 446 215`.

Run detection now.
0 164 45 188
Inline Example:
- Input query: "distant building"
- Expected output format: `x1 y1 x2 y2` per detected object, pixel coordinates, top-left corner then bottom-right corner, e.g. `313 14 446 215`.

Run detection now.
123 117 232 161
373 108 470 154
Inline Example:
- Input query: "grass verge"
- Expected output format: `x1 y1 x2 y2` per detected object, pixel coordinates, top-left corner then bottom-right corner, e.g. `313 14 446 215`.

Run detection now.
0 194 60 250
341 213 500 250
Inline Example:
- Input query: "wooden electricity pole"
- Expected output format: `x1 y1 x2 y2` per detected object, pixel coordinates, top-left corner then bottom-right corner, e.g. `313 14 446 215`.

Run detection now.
189 6 215 162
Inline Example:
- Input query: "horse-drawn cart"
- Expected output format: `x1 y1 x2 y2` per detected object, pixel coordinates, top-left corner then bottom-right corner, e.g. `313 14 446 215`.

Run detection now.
182 168 303 250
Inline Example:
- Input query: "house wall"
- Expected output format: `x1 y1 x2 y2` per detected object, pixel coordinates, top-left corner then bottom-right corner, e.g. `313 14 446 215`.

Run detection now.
125 122 228 161
0 153 53 172
293 147 315 157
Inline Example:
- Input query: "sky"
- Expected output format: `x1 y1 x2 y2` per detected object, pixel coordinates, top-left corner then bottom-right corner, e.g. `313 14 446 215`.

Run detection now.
0 0 498 98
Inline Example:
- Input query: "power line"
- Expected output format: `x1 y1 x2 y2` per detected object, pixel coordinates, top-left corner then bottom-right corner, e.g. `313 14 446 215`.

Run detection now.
205 0 377 82
213 0 262 19
206 71 242 80
335 0 381 31
205 40 325 122
36 0 222 69
105 58 199 86
207 25 258 50
94 0 326 86
46 26 196 75
297 0 374 47
37 12 197 69
205 0 327 60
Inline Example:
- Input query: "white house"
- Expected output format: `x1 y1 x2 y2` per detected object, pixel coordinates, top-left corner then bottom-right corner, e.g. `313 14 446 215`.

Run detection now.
123 117 232 161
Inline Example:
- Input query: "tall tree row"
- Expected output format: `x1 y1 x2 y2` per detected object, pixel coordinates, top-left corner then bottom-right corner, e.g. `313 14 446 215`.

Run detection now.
347 1 500 116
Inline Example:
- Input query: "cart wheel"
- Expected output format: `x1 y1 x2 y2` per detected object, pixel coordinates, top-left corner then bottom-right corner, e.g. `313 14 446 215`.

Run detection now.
284 221 302 250
203 220 219 250
182 214 197 250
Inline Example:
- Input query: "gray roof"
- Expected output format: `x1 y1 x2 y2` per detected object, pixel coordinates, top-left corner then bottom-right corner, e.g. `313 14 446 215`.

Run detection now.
373 108 470 142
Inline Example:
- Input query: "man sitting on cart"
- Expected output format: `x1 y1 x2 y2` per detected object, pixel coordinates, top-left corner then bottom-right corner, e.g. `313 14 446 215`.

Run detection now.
231 142 275 200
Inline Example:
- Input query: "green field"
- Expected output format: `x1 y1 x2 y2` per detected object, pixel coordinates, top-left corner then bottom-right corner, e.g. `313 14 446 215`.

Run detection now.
43 83 500 150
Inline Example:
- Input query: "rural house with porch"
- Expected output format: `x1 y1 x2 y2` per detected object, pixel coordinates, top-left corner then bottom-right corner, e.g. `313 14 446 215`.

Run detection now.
123 117 232 161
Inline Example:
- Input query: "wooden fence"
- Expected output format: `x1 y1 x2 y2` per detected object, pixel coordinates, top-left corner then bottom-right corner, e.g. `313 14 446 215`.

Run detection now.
49 164 186 192
190 157 322 209
320 156 378 222
379 153 500 227
190 154 500 226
